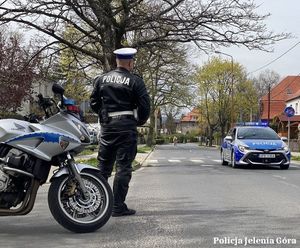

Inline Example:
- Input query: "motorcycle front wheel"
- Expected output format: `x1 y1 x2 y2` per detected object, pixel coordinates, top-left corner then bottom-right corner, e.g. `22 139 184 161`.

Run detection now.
48 170 113 233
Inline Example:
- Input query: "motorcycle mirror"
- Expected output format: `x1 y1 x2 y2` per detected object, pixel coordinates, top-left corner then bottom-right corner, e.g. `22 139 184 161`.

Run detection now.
52 83 65 95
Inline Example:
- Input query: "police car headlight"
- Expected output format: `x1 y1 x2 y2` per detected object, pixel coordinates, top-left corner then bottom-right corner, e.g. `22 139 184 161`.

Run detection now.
238 145 249 153
278 146 289 152
283 146 289 152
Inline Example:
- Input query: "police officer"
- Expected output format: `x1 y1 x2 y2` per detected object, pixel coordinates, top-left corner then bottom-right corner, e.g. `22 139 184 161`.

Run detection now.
90 47 150 217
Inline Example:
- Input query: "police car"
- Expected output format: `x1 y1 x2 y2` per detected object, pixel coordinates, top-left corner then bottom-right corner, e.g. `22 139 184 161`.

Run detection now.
220 122 291 169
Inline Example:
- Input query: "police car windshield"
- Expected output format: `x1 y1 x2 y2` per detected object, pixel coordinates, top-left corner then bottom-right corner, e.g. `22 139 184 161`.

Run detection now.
237 127 280 140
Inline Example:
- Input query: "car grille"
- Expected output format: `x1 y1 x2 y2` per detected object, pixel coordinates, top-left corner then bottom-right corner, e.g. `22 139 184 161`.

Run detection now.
244 153 287 164
255 148 277 152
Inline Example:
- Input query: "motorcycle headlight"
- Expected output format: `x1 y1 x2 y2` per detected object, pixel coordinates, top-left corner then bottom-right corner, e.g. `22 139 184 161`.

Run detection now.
238 145 249 153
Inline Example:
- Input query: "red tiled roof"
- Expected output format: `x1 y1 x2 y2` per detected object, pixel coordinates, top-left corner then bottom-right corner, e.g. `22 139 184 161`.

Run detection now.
260 100 286 120
260 76 300 120
275 114 300 122
261 76 300 101
286 88 300 102
181 108 200 122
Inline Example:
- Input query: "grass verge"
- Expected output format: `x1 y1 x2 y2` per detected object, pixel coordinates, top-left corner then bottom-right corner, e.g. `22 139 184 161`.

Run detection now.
78 145 98 156
76 158 140 171
292 156 300 161
137 145 152 153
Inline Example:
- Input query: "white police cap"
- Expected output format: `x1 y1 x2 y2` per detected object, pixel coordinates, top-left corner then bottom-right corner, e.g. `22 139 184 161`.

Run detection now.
113 47 137 59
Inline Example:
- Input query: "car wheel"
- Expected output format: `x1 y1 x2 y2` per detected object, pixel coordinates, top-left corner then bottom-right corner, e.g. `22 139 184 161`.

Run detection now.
280 164 289 170
221 150 228 166
231 152 238 169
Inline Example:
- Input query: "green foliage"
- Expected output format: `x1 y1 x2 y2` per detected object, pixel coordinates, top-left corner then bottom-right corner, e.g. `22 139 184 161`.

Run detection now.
76 158 140 170
76 158 98 167
194 57 259 141
292 156 300 161
155 137 165 145
135 44 195 146
59 25 90 102
155 134 199 144
77 145 97 156
137 146 152 153
235 80 259 122
184 133 199 143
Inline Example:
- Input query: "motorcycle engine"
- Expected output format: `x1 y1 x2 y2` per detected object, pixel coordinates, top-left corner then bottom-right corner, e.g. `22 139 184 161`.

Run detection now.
0 150 32 209
0 167 9 192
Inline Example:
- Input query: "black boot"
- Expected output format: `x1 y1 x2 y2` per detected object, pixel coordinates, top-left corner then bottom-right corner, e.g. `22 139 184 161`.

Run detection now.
112 207 136 217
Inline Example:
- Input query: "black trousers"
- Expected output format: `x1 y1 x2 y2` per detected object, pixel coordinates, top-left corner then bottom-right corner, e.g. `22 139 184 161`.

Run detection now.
98 130 137 212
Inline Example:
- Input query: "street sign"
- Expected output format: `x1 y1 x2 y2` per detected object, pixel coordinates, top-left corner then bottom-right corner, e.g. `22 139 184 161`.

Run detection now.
284 106 295 118
284 106 295 148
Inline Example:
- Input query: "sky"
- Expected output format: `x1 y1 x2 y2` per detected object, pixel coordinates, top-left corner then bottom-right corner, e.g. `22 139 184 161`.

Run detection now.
194 0 300 79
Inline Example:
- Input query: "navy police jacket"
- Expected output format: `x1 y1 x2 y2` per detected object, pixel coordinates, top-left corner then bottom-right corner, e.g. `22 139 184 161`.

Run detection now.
90 67 150 130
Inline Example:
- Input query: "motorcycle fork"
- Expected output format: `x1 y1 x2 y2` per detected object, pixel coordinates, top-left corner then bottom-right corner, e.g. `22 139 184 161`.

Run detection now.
66 153 89 199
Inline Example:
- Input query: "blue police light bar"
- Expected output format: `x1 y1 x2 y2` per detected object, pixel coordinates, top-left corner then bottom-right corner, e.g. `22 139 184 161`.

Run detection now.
64 98 76 105
236 121 269 127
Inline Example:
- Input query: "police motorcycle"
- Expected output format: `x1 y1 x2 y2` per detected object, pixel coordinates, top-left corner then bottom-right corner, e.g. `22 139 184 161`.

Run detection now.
0 84 113 233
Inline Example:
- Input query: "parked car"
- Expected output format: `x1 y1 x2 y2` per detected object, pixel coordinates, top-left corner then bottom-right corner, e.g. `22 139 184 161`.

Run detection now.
85 124 100 145
89 129 98 144
221 122 290 169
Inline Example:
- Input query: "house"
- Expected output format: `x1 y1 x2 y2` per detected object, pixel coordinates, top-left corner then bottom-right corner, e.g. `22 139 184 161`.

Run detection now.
260 76 300 138
180 108 200 134
260 76 300 121
18 80 54 116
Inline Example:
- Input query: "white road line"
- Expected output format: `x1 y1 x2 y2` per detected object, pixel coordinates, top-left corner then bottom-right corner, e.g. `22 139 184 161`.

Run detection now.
201 164 214 167
168 159 181 163
147 160 158 163
277 180 300 189
190 159 204 163
213 159 221 163
273 175 286 180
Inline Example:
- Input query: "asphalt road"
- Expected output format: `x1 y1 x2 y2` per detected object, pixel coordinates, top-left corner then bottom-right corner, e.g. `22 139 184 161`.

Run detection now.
1 143 300 248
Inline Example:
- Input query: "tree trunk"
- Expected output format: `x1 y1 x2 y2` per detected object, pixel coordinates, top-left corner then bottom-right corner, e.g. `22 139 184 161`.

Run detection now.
208 126 214 147
147 111 156 146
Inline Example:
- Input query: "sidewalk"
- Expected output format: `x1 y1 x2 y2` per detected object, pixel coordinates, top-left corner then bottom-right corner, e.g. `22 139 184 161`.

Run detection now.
47 146 153 182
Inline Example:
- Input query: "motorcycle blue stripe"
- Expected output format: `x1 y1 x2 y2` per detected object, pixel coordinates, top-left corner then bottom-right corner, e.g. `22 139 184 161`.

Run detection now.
5 132 77 144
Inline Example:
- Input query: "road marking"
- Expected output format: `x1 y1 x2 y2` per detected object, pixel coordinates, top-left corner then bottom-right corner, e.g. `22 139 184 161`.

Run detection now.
201 164 214 167
273 175 286 180
213 159 221 163
190 159 204 163
277 180 300 189
147 160 158 163
168 159 181 163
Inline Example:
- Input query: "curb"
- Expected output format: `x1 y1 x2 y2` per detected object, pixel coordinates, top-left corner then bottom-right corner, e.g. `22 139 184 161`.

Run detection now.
134 146 155 171
291 160 300 165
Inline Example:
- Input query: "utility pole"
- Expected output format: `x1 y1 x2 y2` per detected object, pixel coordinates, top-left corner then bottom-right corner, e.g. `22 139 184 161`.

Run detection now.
268 84 271 125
